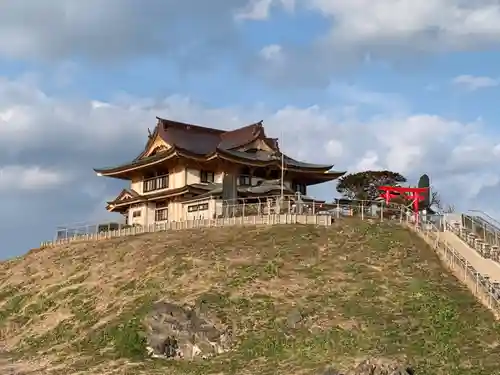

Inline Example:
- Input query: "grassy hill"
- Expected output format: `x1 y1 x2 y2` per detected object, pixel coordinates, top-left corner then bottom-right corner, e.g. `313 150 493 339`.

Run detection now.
1 220 499 375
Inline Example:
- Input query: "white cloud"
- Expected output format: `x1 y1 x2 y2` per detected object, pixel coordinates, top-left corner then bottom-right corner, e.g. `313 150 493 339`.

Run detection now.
1 0 499 71
452 74 500 91
243 0 500 86
0 78 491 185
1 0 500 90
0 0 249 62
0 77 497 200
236 0 274 20
259 44 283 61
325 139 343 158
354 151 382 172
1 75 500 255
4 0 500 256
305 0 500 50
235 0 294 20
0 165 68 190
52 60 79 88
327 83 408 113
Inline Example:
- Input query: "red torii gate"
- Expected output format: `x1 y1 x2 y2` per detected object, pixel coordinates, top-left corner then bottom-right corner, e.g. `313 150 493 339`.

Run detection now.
379 186 429 222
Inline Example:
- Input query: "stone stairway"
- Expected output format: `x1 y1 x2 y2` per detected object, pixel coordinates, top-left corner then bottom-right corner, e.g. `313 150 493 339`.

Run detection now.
439 229 500 283
448 221 500 261
462 212 500 246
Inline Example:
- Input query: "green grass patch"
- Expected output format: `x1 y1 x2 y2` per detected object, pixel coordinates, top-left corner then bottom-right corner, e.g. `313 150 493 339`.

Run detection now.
1 222 500 375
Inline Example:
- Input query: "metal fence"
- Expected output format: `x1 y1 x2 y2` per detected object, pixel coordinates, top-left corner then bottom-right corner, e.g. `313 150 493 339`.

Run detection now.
410 218 500 317
44 197 409 247
462 210 500 246
55 221 125 240
451 219 500 260
41 196 500 317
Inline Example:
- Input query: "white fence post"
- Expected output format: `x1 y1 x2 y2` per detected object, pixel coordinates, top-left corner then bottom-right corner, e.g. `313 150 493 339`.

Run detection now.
37 192 500 317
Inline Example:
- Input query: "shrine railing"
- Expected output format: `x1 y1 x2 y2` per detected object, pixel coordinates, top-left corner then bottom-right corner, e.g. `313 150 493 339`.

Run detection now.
462 210 500 247
45 197 411 246
41 196 500 317
408 216 500 317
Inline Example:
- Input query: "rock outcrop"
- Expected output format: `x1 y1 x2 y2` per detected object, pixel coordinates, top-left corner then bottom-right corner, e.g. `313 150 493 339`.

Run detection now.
324 358 414 375
144 301 233 360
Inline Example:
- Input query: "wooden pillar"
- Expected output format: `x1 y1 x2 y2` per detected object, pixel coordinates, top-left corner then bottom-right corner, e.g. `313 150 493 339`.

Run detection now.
221 162 240 216
249 167 255 186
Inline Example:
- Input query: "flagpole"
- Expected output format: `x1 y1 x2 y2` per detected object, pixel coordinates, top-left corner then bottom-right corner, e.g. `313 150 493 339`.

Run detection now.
280 129 284 200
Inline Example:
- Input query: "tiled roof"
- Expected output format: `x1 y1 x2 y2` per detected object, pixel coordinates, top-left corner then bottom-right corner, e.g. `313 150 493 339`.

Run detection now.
219 149 333 169
94 117 342 175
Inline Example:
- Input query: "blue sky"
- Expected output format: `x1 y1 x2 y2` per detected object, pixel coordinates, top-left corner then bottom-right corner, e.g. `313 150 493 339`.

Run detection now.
2 0 500 258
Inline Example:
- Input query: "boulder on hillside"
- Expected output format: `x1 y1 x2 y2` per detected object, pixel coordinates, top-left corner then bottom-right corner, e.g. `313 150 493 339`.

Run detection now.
347 358 414 375
144 301 233 360
323 358 414 375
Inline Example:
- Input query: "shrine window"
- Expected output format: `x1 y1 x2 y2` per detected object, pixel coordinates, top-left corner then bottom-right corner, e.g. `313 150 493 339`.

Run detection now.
188 204 198 213
155 208 168 222
200 170 215 183
143 174 169 192
238 175 251 186
187 202 209 212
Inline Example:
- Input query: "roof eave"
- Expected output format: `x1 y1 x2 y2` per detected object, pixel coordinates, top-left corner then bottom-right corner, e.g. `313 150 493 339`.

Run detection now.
95 170 133 180
94 147 342 177
93 148 179 177
302 171 347 186
107 203 130 213
286 165 336 172
216 148 337 170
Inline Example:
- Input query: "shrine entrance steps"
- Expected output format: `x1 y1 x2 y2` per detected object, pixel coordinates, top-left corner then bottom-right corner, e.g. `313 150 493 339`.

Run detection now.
440 230 500 283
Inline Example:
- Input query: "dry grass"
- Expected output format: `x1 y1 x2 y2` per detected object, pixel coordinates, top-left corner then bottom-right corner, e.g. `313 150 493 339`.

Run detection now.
0 220 499 375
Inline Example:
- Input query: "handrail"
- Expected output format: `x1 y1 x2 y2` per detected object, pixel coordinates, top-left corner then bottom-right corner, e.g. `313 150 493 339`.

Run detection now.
43 198 500 315
409 214 500 316
468 209 500 229
463 210 500 246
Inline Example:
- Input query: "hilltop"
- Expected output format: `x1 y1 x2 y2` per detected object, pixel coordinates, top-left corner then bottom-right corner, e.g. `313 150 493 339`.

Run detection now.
1 220 499 375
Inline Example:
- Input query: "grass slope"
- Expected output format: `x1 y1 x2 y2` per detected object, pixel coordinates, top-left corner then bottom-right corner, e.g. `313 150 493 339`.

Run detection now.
0 220 499 375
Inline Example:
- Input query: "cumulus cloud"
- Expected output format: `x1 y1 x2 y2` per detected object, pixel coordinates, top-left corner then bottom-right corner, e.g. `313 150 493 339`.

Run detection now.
1 0 499 260
0 0 248 64
1 0 500 83
259 44 284 61
0 76 497 198
235 0 294 20
245 0 500 85
452 74 500 91
0 166 69 191
307 0 500 48
1 75 500 255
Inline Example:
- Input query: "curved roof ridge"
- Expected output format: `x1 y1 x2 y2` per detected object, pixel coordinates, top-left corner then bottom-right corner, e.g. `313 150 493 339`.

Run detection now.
219 120 263 138
218 120 265 149
156 117 226 134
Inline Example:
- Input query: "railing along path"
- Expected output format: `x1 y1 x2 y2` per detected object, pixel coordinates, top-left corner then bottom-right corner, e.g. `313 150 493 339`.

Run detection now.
40 196 500 317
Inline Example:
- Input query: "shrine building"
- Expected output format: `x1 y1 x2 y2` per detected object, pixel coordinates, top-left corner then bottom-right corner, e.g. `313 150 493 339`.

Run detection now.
93 117 345 226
